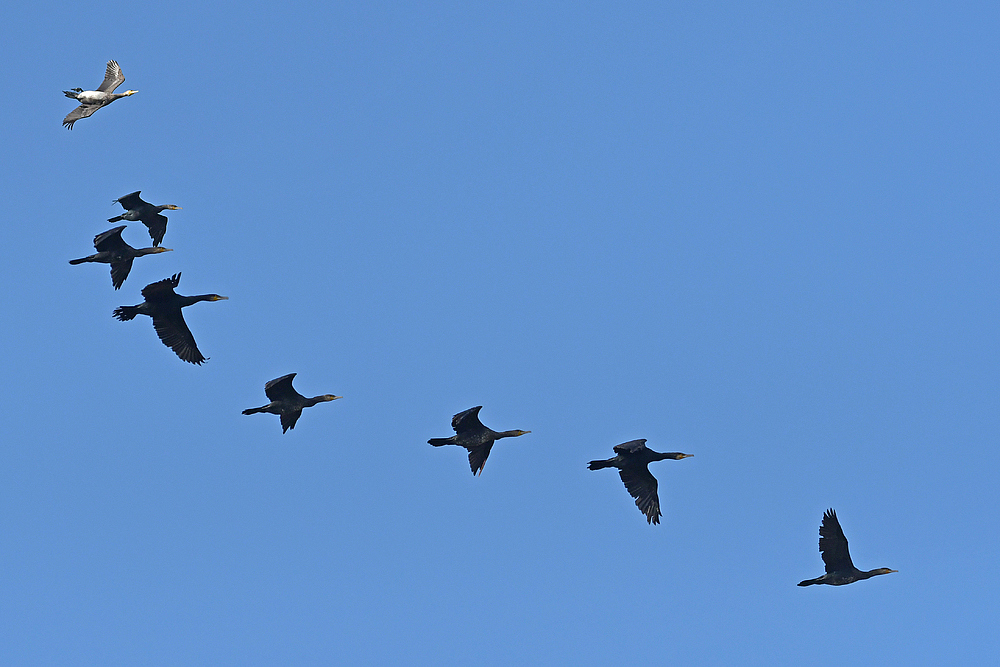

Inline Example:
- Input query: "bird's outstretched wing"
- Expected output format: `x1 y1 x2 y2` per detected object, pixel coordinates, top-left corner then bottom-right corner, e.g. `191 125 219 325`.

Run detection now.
819 509 855 573
142 212 168 247
114 191 145 210
109 257 134 290
466 444 493 476
280 409 303 433
98 60 125 93
93 226 128 252
141 273 181 301
264 374 299 402
452 406 485 433
618 466 661 524
63 104 100 129
613 439 648 455
151 311 206 365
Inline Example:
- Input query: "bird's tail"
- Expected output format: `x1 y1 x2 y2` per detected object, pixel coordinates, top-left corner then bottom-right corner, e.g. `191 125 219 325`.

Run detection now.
113 305 139 321
63 89 80 99
108 215 125 223
428 438 453 447
587 459 613 470
69 256 92 265
797 578 819 587
242 407 265 416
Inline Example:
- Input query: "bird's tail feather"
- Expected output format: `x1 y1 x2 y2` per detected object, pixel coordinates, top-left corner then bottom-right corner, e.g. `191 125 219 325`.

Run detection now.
68 256 90 265
113 306 139 321
108 215 125 223
587 459 613 470
63 90 80 99
428 438 453 447
797 578 819 587
242 407 264 415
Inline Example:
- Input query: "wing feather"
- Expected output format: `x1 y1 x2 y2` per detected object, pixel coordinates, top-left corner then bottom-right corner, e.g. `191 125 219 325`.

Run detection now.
819 509 855 572
618 466 661 524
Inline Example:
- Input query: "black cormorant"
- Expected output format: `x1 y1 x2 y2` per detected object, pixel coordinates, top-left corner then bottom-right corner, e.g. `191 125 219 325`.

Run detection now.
588 439 692 524
242 373 341 433
428 406 530 475
109 191 181 247
113 273 227 364
798 509 896 586
69 225 172 289
63 60 136 129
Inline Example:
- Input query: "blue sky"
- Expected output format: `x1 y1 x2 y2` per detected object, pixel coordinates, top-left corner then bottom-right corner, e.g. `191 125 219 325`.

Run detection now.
2 1 999 664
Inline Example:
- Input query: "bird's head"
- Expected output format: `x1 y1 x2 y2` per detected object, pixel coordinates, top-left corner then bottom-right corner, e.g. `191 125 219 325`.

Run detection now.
671 453 694 460
124 90 138 96
165 205 181 210
152 247 173 254
207 295 229 301
320 395 342 402
872 568 897 576
511 430 531 437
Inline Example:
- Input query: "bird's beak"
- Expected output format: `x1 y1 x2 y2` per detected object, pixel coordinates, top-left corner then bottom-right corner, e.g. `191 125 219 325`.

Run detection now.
889 569 898 573
168 205 182 210
212 296 229 301
126 90 138 95
159 247 174 252
680 453 693 458
325 395 342 401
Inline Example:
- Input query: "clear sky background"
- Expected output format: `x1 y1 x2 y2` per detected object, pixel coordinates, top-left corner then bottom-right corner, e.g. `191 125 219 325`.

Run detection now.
2 1 998 664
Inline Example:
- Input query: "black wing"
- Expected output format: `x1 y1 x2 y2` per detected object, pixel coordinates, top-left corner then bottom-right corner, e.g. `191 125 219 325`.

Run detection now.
97 60 125 93
819 509 855 573
63 104 100 129
109 257 135 290
613 439 648 455
467 444 493 476
151 310 206 365
115 191 146 210
618 465 661 524
452 406 485 433
264 374 301 402
93 226 129 252
141 212 168 247
141 273 181 301
280 408 303 433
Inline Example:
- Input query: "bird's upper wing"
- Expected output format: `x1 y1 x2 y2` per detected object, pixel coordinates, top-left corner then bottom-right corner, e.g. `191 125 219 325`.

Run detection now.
94 226 128 252
115 192 145 210
109 257 134 290
264 374 299 402
452 406 485 433
141 273 181 301
613 439 648 455
141 213 168 247
819 509 855 572
466 443 493 476
618 465 661 524
98 60 125 93
152 310 206 365
280 409 303 433
62 105 100 128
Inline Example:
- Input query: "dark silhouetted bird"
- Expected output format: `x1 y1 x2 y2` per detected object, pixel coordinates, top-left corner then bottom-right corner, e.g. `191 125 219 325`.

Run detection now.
798 509 896 586
69 225 172 289
242 373 341 433
109 191 181 247
63 60 137 129
588 439 692 524
428 406 530 475
113 273 227 364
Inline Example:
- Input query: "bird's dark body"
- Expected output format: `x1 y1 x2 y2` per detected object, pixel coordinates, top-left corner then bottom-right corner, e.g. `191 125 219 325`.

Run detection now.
588 439 692 525
798 509 896 586
242 373 340 433
428 406 529 475
69 226 170 289
109 192 180 247
113 273 226 364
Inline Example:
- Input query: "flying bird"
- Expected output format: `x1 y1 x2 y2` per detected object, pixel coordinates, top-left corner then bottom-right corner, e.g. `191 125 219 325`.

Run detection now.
62 60 137 129
109 191 181 247
242 373 341 433
428 406 530 475
69 226 172 289
798 509 897 586
588 439 692 525
113 273 227 364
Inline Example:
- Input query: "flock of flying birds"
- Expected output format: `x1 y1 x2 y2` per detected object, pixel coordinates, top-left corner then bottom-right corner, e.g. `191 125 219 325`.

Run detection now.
63 60 897 588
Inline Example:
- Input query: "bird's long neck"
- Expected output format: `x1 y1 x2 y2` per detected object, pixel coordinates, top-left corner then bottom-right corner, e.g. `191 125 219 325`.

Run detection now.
181 294 218 307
